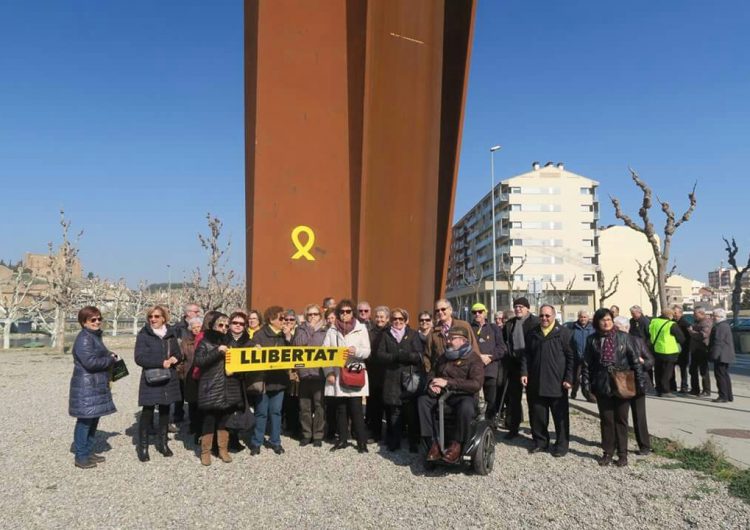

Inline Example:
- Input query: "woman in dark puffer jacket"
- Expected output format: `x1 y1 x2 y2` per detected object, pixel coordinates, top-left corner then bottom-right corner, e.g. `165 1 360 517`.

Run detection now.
194 312 243 466
69 306 118 469
582 308 647 467
377 308 425 452
134 305 183 462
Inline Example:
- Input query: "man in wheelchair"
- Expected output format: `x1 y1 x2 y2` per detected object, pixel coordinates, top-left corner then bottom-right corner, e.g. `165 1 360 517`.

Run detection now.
418 326 484 463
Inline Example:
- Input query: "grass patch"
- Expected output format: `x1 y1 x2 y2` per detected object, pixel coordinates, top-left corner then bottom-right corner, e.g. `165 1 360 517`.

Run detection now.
651 437 749 505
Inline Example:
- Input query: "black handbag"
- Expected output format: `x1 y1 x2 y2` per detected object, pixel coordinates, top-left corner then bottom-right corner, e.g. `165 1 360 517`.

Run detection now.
143 338 173 385
110 358 129 382
226 391 255 432
401 363 426 398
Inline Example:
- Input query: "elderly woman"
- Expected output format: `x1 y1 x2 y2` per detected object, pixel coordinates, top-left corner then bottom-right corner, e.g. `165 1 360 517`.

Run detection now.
69 306 118 469
194 312 243 465
324 299 372 453
247 309 262 339
293 304 328 447
247 306 290 455
417 311 433 349
377 308 425 452
177 316 203 442
614 316 653 456
134 305 183 462
366 305 390 443
582 309 647 467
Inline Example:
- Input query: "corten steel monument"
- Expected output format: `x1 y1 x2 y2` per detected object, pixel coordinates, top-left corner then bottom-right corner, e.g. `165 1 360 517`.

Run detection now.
245 0 476 315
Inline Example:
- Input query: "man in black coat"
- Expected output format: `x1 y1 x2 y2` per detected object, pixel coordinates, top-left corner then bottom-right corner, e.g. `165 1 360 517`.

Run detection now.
501 297 540 439
470 303 506 424
709 309 735 403
521 304 574 457
672 306 692 393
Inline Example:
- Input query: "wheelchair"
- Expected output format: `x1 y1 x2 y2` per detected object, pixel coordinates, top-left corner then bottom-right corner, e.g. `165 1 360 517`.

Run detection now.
424 390 496 475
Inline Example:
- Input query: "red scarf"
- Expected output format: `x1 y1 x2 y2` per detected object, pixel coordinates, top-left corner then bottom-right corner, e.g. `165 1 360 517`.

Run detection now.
335 318 356 336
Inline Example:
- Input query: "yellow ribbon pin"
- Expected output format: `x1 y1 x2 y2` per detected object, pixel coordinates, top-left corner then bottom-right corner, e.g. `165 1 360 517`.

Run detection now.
291 225 316 261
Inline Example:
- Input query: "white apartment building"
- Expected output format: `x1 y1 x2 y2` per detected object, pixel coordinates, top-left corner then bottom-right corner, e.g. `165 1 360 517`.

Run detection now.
447 162 599 322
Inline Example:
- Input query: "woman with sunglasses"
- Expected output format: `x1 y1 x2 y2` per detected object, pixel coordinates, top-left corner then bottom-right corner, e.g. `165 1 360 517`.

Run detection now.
225 311 254 452
292 304 328 447
134 305 183 462
416 311 433 349
69 306 118 469
324 299 372 453
194 312 244 465
366 305 390 443
377 308 425 452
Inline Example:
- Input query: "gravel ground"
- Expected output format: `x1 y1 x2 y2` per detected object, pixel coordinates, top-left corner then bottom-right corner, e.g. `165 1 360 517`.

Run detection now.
1 339 749 529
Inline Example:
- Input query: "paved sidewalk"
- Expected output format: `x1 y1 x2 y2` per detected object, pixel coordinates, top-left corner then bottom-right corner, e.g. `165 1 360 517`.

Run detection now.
570 356 750 469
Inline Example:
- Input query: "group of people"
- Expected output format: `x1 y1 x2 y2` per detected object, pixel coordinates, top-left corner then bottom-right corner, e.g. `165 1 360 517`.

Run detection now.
67 296 737 471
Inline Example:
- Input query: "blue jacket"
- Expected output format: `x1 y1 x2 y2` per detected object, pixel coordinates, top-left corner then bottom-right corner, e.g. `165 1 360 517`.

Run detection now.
565 321 595 360
68 328 116 419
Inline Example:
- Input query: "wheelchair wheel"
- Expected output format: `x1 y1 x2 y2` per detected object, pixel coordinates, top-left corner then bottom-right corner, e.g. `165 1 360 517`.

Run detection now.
472 426 495 475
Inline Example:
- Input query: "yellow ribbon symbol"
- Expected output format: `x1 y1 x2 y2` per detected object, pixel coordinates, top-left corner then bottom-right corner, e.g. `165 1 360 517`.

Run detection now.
291 225 316 261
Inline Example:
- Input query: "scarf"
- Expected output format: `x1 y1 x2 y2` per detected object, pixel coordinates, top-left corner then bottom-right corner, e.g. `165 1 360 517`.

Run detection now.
335 317 356 336
601 329 617 364
390 326 406 343
512 314 529 352
445 342 472 361
151 325 167 338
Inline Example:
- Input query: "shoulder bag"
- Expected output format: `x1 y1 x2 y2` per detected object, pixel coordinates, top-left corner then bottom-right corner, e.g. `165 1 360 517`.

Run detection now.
226 390 256 432
337 332 366 389
144 338 172 385
401 350 426 398
608 365 636 399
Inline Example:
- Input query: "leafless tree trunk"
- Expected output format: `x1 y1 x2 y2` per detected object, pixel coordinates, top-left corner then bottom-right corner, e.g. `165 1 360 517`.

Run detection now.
597 270 621 309
128 281 151 335
723 237 750 326
46 210 83 353
499 253 527 308
188 213 237 312
610 169 697 312
0 268 36 349
547 276 576 321
108 279 131 336
635 259 660 317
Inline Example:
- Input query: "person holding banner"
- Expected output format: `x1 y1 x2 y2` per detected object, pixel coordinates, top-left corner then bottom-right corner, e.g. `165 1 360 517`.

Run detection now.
293 304 328 447
194 312 244 466
247 306 290 455
324 299 371 453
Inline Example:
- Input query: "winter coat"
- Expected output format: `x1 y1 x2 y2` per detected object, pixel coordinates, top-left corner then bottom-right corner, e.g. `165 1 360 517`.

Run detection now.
503 314 541 361
470 321 505 380
194 329 244 411
630 335 655 394
323 320 371 398
428 350 484 396
581 331 647 398
376 326 425 406
629 315 651 340
565 321 595 360
178 334 199 403
292 322 328 380
676 316 692 352
521 323 575 398
709 320 736 364
690 317 712 355
366 325 389 388
425 318 480 371
134 325 183 407
68 328 116 419
245 325 290 394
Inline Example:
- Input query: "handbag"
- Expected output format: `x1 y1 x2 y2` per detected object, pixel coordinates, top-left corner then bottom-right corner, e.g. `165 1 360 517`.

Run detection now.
608 366 636 399
144 337 172 385
400 365 426 397
226 391 256 432
110 358 129 382
339 363 366 389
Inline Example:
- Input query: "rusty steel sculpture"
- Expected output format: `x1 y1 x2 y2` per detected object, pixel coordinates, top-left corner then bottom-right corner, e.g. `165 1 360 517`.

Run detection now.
245 0 476 315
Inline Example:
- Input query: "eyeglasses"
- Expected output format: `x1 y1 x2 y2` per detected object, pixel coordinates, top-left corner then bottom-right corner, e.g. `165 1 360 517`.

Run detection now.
339 309 353 314
539 314 554 319
284 318 296 322
216 323 229 329
231 321 245 326
148 314 163 320
88 317 102 323
419 318 431 323
306 312 320 317
391 316 405 322
436 307 449 313
472 310 485 314
358 309 370 313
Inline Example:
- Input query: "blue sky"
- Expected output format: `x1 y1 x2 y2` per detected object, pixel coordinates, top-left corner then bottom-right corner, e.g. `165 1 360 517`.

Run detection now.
1 0 748 285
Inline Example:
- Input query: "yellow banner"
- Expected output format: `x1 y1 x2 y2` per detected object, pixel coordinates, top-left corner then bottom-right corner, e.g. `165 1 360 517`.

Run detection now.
225 346 347 373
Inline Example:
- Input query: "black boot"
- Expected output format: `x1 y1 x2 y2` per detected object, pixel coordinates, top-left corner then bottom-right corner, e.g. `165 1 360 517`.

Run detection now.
137 424 150 462
155 423 174 457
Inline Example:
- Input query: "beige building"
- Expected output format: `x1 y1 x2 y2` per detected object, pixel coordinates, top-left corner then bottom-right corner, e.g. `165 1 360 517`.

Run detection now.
23 252 82 279
447 162 599 321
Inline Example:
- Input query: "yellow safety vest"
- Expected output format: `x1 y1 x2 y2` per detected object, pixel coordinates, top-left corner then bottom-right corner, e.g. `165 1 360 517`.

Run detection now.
649 317 680 355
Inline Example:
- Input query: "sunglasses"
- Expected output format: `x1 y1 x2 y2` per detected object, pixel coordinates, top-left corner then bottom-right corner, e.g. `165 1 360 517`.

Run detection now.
419 318 431 323
216 323 229 329
231 321 246 326
88 317 103 323
472 310 485 314
339 309 353 314
148 314 164 320
358 309 370 313
391 316 405 322
284 318 296 322
436 307 449 313
306 312 320 317
539 314 554 319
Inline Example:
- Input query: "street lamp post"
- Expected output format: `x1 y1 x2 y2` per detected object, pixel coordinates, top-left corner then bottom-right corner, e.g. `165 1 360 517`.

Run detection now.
490 145 502 315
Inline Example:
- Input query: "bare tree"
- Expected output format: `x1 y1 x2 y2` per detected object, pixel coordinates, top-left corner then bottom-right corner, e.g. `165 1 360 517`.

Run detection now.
597 270 621 309
610 169 697 312
188 213 237 312
635 259 660 317
547 275 576 321
107 279 131 336
722 237 750 326
127 281 152 335
46 210 83 353
499 253 527 307
0 269 36 349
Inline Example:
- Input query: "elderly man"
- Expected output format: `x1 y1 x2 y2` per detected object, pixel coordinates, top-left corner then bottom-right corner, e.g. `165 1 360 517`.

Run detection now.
629 305 650 340
357 301 373 331
418 326 484 463
709 309 735 403
648 308 685 397
689 308 713 396
470 303 506 423
565 310 595 401
501 297 540 439
521 304 574 457
425 299 479 368
174 303 202 340
672 306 692 393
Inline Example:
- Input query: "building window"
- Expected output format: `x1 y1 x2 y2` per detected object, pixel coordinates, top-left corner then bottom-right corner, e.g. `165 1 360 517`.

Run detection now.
581 222 594 229
580 187 592 195
510 204 521 211
582 239 593 246
511 239 523 246
510 221 522 228
580 204 593 212
510 187 521 194
583 274 595 282
582 257 594 264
